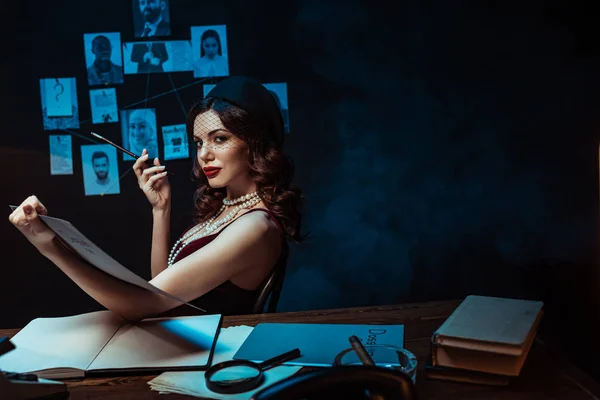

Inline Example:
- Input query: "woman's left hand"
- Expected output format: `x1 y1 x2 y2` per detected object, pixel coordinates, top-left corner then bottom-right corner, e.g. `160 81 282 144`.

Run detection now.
8 195 56 251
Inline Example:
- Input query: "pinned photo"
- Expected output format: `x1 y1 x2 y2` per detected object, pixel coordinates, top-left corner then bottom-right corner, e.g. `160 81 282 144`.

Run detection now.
120 108 158 160
162 124 189 160
49 135 73 175
90 88 118 124
83 32 124 86
81 144 120 196
191 25 229 78
263 83 290 133
122 41 192 74
132 0 171 38
39 77 80 131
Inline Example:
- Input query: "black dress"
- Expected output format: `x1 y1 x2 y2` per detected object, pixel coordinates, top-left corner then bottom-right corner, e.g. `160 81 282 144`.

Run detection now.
158 208 284 317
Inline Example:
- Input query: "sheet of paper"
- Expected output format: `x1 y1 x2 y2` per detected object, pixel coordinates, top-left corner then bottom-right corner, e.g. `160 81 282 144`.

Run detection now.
49 135 73 175
39 215 205 312
90 88 118 124
148 325 302 399
0 311 122 375
88 314 221 371
45 78 73 117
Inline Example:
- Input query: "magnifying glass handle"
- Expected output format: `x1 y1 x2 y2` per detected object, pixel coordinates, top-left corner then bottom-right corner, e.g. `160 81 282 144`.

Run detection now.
257 348 301 371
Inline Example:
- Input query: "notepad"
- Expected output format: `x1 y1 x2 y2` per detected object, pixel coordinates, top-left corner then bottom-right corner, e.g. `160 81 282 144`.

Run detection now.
0 311 222 380
233 323 404 367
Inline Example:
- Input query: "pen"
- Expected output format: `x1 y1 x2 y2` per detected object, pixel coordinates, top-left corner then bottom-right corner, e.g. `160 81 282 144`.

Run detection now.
348 335 375 366
90 132 174 175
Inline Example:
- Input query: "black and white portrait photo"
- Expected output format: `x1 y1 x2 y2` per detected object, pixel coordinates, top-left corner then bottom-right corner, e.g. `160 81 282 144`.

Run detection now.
263 82 290 133
123 42 169 74
120 108 158 161
83 32 124 86
123 41 192 74
191 25 229 78
132 0 171 38
81 145 120 196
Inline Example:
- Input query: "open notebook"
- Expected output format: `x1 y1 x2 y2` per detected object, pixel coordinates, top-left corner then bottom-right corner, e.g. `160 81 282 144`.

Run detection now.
0 311 222 380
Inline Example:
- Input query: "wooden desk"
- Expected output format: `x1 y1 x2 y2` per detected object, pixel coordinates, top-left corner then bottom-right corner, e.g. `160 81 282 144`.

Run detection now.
2 300 599 399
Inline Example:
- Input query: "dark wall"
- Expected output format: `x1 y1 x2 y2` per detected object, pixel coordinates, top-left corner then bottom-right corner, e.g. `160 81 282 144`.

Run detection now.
2 0 600 380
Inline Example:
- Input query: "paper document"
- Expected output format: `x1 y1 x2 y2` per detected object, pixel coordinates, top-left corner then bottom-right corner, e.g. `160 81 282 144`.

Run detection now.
39 215 204 312
148 325 302 399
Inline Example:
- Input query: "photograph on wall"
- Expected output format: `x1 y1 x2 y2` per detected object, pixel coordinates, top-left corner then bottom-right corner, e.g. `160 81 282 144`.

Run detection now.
132 0 171 38
263 82 290 133
162 124 189 161
83 32 124 86
81 144 120 196
122 41 192 74
39 77 80 131
191 25 229 78
90 88 118 124
49 135 73 175
120 108 158 161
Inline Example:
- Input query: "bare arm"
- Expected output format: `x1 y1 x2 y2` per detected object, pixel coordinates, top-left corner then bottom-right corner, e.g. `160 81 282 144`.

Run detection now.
9 196 280 322
151 207 170 278
41 238 177 322
131 150 171 279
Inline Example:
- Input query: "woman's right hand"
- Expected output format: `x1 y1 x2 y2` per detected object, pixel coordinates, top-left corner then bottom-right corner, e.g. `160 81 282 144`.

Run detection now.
133 149 171 211
8 195 55 252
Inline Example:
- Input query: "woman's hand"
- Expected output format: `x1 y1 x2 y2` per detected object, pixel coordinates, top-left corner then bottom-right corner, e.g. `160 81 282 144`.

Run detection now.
133 148 171 211
8 195 55 251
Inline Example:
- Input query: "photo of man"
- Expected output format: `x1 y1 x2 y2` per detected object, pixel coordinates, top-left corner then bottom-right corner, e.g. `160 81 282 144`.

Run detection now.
120 108 158 161
92 151 111 186
128 42 169 73
132 0 171 38
81 145 120 196
83 33 124 86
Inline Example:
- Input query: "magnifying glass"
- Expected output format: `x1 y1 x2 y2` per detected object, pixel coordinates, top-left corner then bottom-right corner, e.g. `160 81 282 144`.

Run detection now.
205 348 301 394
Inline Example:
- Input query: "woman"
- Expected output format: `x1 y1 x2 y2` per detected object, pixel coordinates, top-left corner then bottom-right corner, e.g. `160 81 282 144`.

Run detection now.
125 108 158 160
9 76 303 321
193 29 229 78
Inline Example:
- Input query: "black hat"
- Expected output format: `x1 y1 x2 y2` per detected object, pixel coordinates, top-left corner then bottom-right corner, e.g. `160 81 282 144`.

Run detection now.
206 76 284 149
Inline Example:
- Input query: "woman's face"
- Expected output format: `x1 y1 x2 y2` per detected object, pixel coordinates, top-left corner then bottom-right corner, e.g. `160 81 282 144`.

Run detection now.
193 110 249 188
129 116 151 149
202 37 219 58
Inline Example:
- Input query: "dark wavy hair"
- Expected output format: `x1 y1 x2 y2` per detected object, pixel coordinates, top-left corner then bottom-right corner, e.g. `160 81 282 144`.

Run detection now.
186 97 304 242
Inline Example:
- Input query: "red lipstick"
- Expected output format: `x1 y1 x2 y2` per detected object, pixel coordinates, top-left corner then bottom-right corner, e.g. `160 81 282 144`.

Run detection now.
203 167 221 178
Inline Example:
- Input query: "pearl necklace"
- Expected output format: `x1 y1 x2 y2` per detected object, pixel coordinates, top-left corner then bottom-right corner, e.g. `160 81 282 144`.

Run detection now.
167 191 261 266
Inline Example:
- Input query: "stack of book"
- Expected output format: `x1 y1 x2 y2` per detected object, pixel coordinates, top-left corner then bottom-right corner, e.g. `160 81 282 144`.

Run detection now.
424 295 544 386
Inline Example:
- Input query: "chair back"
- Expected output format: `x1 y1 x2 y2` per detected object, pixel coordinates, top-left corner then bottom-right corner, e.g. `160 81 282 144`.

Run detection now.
252 240 289 314
250 365 417 400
